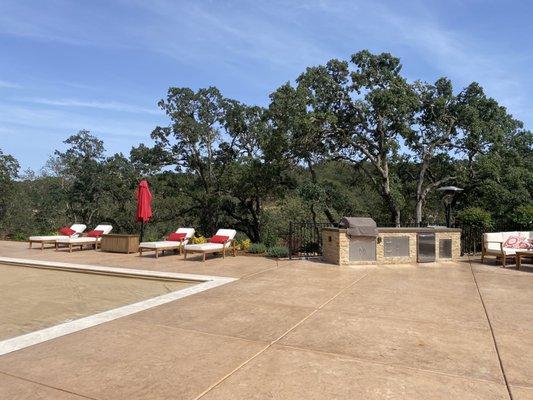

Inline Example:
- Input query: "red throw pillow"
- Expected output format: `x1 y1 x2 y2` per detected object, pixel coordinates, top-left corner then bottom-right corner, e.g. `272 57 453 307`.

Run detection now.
86 230 104 238
210 235 229 244
503 235 525 249
167 232 186 241
59 226 76 236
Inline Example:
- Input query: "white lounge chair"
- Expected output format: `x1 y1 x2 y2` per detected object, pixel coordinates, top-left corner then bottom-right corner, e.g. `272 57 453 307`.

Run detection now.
183 229 237 262
28 224 87 250
138 228 195 258
56 224 113 252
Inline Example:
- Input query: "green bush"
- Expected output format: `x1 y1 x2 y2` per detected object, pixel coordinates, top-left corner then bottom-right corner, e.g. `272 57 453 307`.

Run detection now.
267 246 289 258
509 204 533 229
456 207 493 229
11 232 28 241
247 243 267 254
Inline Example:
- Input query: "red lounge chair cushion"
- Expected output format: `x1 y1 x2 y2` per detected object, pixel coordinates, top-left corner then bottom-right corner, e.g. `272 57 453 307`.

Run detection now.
210 235 229 244
86 230 104 238
167 232 186 241
59 226 76 236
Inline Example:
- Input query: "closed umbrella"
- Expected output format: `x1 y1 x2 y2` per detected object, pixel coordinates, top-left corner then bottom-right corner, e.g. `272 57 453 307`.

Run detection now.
136 179 152 242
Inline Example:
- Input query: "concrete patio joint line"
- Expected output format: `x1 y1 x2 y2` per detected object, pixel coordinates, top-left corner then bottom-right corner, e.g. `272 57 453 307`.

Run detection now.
468 256 513 400
193 270 373 400
0 370 101 400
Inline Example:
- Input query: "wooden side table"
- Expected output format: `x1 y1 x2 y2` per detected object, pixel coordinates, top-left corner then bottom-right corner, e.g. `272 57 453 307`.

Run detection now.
100 234 140 254
516 251 533 270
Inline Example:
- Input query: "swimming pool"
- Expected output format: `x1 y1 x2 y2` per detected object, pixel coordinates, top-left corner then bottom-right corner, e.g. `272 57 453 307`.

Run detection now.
0 258 236 355
0 263 194 340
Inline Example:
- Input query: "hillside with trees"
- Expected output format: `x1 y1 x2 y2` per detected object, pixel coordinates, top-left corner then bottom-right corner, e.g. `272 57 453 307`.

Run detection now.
1 51 531 244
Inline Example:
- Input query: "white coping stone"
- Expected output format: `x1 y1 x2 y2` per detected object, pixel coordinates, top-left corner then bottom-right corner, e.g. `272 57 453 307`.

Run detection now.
0 257 237 356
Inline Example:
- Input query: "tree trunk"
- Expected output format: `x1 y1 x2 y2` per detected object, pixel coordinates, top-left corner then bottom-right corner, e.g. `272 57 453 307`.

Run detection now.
306 159 336 225
415 200 423 226
415 158 429 226
380 169 401 227
416 171 455 226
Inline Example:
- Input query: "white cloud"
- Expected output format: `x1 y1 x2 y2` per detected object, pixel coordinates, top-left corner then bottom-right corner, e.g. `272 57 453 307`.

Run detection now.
0 80 20 88
16 97 161 115
0 103 157 139
0 0 531 127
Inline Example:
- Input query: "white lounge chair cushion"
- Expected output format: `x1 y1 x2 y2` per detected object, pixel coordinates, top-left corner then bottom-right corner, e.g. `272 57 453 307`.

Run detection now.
176 227 195 240
185 243 225 252
139 227 195 248
56 237 100 244
215 229 237 241
56 224 113 244
185 229 237 252
29 235 70 241
93 224 113 234
70 224 88 234
139 241 184 249
29 224 87 241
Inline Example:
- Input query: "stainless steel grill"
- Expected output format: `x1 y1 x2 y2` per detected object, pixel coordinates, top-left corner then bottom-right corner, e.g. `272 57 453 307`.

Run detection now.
339 217 378 262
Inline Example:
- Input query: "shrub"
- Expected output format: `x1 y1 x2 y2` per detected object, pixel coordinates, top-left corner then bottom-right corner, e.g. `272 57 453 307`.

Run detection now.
11 232 28 241
239 238 251 251
247 243 267 254
509 204 533 229
191 235 207 244
267 246 289 258
299 241 320 254
456 207 493 229
143 232 160 242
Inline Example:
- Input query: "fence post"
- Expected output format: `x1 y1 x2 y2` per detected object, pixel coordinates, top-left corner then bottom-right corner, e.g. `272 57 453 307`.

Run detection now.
288 222 293 260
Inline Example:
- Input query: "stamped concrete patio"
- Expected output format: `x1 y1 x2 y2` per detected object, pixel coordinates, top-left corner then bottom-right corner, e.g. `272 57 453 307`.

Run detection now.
0 240 531 400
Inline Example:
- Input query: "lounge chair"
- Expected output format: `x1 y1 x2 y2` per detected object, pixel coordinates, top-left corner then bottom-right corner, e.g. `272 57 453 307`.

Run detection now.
138 228 195 258
55 224 113 252
183 229 237 262
28 224 87 250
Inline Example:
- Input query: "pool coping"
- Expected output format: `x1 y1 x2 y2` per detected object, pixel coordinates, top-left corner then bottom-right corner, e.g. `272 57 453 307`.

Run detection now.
0 257 237 356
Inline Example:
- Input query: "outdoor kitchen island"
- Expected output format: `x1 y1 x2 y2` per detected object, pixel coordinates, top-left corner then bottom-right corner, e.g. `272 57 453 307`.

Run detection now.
322 218 461 266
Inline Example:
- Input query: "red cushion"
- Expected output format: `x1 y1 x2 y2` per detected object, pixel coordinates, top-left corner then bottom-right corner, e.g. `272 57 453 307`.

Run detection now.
503 235 526 249
86 230 104 238
167 232 186 241
210 235 229 244
59 226 76 236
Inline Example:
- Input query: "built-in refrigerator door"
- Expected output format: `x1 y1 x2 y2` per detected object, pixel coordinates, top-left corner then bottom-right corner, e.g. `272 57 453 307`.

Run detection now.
417 233 436 262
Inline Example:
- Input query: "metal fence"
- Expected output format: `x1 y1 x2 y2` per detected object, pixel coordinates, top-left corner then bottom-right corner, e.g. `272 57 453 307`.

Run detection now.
460 225 485 255
286 221 333 259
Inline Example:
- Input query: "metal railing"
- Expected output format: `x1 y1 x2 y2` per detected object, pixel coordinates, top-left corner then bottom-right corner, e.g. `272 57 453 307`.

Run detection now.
287 221 333 259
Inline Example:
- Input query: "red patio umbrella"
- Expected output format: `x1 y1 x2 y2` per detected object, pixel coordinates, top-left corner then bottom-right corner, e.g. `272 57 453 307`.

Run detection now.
136 179 153 242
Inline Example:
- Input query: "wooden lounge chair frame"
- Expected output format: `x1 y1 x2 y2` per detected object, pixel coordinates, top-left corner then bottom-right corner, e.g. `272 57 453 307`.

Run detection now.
139 239 186 259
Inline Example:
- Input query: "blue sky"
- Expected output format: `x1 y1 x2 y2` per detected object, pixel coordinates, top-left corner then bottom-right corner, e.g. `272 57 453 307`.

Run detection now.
1 0 532 171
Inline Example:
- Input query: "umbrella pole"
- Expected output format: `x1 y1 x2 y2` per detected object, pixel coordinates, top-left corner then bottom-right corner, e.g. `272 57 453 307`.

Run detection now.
140 221 144 243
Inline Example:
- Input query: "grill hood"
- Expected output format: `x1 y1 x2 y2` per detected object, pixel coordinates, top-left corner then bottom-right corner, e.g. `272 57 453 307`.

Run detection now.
339 217 378 238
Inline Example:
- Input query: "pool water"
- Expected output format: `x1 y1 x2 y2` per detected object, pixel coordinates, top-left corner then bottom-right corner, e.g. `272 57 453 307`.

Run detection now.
0 263 193 340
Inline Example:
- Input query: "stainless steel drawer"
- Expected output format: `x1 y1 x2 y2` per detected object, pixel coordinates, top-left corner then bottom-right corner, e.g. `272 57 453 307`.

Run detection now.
383 236 410 258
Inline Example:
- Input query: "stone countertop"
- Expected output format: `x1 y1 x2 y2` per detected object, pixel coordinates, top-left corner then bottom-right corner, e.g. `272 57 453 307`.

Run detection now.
323 227 462 233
